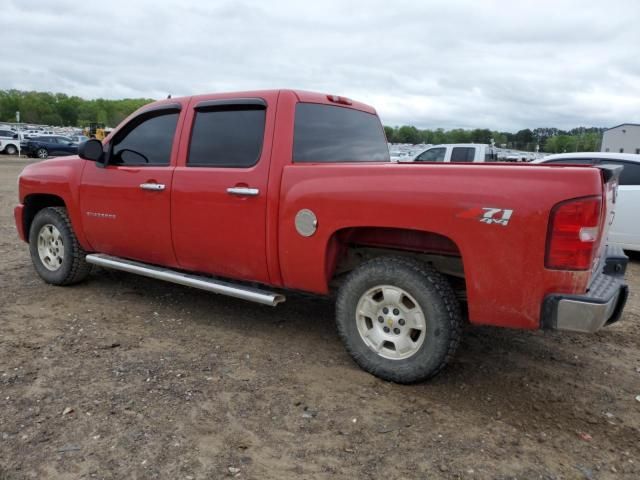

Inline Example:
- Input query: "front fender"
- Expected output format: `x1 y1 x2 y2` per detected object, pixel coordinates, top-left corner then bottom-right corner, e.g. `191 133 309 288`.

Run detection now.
18 157 91 250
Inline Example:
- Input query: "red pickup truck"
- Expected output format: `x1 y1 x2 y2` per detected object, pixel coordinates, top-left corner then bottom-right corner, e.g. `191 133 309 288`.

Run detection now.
14 90 629 383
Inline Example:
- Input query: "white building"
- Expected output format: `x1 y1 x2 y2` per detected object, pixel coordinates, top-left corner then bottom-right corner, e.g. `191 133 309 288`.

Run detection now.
601 123 640 154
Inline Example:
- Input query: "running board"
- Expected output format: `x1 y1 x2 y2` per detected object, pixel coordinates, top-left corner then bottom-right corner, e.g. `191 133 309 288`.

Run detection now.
85 254 286 307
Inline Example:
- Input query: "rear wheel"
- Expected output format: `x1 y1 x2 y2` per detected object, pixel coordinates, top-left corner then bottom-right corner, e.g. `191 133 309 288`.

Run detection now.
4 144 18 155
336 256 462 383
36 148 48 159
29 207 91 285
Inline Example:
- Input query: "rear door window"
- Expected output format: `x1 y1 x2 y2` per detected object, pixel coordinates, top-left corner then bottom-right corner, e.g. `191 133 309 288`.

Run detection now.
293 103 389 162
188 104 266 168
451 147 476 162
415 147 446 162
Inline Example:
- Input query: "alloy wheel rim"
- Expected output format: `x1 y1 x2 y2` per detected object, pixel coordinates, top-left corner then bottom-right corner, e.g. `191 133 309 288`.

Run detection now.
37 224 64 271
355 285 427 360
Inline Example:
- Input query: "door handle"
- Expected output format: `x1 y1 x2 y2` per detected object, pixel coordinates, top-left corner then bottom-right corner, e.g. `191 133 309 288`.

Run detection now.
140 183 166 191
226 187 259 197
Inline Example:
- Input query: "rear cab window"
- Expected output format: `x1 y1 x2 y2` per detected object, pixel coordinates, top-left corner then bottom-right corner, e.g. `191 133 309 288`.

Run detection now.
293 103 389 163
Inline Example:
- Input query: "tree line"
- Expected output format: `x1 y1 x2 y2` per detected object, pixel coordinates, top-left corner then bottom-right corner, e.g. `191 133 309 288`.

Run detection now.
384 125 604 153
0 89 153 129
1 89 604 153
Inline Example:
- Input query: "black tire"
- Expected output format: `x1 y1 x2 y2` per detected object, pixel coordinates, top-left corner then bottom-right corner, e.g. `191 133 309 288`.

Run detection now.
5 144 18 155
28 207 92 285
336 256 462 383
36 148 48 159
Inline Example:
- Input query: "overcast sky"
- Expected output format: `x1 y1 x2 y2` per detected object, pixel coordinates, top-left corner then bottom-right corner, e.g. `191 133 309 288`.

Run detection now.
1 0 638 130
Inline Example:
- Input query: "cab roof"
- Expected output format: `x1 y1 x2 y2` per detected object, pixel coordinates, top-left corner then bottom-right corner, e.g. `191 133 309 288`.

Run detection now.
145 89 378 115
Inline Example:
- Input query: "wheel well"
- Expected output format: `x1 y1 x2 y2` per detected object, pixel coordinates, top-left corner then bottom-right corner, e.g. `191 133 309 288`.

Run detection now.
23 194 66 241
327 227 467 301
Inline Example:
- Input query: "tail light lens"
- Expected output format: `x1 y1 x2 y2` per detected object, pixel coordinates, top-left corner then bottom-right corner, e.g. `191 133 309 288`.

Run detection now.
546 196 602 270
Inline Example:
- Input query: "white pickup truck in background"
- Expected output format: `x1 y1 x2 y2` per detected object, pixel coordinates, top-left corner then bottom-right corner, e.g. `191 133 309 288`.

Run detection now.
410 143 498 163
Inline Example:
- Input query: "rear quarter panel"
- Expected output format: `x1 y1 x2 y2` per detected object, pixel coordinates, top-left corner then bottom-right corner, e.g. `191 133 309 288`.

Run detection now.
278 163 603 329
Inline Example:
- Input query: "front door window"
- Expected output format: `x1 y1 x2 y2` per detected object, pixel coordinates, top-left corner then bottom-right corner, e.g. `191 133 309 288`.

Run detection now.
111 112 179 166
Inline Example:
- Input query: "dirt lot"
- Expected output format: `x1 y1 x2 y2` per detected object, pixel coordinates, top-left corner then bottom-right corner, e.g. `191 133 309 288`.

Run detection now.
1 157 639 480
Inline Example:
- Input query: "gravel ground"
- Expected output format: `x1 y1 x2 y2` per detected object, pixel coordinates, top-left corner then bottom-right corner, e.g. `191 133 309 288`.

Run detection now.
1 156 639 479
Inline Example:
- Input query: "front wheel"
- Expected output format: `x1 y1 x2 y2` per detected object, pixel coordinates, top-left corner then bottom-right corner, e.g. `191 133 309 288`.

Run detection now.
28 207 92 285
336 256 462 383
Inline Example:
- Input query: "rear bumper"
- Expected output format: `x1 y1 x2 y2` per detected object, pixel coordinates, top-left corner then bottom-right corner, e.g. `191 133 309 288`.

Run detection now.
541 246 629 333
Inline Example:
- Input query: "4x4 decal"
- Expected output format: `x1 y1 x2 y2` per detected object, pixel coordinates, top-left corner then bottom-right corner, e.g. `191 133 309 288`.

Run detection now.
458 207 513 226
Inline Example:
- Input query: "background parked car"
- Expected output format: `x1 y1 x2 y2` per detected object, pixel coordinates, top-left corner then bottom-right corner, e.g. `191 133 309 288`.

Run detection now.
534 152 640 252
26 136 79 159
69 134 89 144
0 129 21 155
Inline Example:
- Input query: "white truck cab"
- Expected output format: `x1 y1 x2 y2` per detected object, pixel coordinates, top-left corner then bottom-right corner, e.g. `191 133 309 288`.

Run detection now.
411 143 498 163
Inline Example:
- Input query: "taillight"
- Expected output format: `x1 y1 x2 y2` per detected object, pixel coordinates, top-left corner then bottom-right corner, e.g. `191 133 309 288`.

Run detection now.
546 196 602 270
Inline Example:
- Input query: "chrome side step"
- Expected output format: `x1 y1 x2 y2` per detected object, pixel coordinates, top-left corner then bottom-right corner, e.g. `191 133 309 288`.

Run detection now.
85 253 286 307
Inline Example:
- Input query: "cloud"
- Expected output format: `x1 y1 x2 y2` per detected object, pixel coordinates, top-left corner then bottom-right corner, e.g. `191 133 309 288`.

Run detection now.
1 0 639 130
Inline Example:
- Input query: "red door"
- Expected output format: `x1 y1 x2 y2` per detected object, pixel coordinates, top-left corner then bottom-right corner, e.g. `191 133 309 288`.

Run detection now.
80 107 182 267
170 93 278 284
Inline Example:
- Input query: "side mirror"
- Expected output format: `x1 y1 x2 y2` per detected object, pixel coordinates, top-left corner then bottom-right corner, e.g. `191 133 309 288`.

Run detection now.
78 139 104 164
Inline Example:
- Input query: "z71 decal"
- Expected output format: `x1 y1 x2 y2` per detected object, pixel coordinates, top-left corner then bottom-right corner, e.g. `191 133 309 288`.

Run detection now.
458 207 513 226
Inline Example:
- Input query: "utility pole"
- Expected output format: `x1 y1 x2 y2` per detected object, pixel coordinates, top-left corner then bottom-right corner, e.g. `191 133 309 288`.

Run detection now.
16 111 21 158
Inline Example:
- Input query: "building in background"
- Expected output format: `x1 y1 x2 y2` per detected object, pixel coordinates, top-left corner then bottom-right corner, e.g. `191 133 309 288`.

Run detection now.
601 124 640 154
